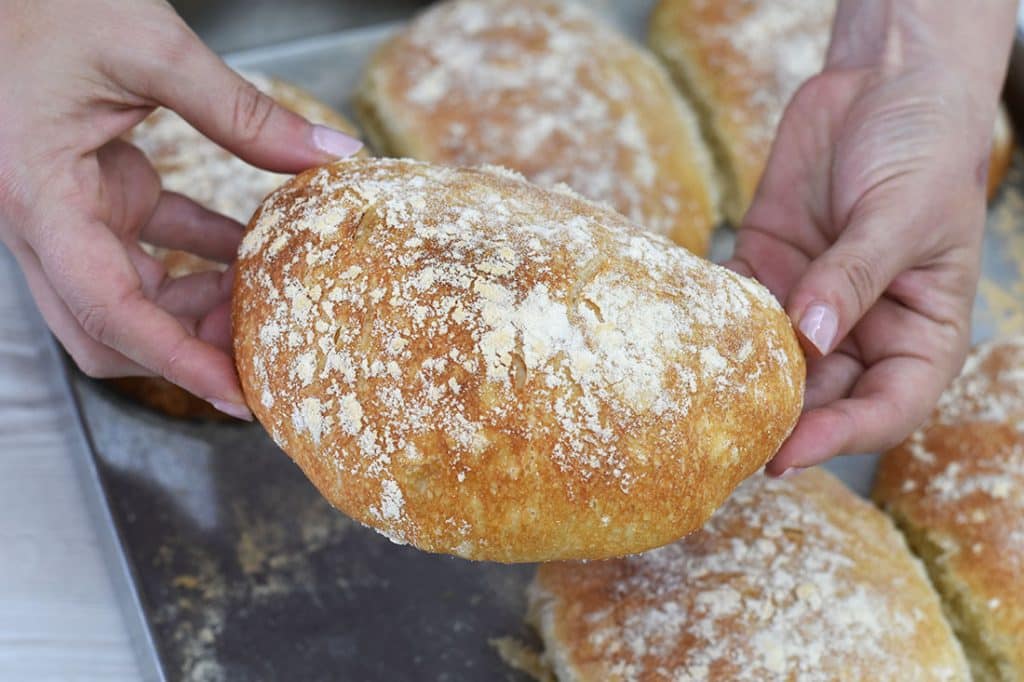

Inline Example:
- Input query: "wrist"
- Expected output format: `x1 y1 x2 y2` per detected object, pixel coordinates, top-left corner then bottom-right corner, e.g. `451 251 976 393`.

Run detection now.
828 1 1016 101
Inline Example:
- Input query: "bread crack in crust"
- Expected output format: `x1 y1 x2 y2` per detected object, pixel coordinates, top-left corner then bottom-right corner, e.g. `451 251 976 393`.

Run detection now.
233 158 803 562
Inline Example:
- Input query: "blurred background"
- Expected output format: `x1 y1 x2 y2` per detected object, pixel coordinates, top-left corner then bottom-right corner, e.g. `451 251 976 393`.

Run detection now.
169 0 433 53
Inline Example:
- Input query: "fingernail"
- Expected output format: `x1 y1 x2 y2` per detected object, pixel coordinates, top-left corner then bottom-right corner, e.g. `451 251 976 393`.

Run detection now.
209 399 253 421
311 125 363 158
779 467 805 480
798 303 838 355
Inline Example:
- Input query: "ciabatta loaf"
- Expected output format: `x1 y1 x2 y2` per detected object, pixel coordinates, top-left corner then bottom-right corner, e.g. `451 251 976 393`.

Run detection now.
233 158 803 562
530 469 968 681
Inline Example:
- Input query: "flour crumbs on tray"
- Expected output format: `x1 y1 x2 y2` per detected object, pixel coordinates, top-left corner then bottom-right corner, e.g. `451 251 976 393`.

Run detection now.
233 158 804 562
528 470 969 681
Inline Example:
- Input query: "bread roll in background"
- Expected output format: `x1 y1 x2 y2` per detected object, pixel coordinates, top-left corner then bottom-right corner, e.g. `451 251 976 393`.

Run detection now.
649 0 1015 225
875 339 1024 682
109 73 361 420
529 468 969 681
356 0 720 255
989 105 1015 201
233 158 803 562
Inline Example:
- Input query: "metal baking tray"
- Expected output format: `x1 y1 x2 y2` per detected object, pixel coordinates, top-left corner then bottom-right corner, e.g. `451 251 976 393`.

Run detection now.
41 2 1024 680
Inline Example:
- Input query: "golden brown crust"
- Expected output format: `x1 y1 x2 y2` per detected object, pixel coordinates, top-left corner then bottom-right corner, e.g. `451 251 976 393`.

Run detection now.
987 104 1015 201
355 0 719 255
874 339 1024 681
649 0 833 226
649 0 1013 224
530 468 969 681
232 158 803 562
111 73 361 420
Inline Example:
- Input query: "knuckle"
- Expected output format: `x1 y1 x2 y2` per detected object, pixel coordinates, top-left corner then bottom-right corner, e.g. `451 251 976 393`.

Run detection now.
155 19 198 67
835 251 878 313
230 82 275 146
76 302 112 344
157 336 189 386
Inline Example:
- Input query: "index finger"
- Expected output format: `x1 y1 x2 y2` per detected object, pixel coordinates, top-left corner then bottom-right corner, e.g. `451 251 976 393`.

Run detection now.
113 9 361 172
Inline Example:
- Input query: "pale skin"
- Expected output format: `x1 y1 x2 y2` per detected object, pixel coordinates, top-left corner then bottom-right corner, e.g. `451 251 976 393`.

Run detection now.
0 1 1017 466
0 0 362 420
729 0 1019 475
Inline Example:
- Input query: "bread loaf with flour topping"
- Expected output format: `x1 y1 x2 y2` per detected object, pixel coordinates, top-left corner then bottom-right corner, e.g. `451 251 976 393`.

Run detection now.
875 338 1024 681
356 0 720 255
528 469 969 680
232 158 803 562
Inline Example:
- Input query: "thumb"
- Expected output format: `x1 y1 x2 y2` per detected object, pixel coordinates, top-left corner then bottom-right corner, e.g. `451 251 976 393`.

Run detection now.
126 21 361 173
786 209 918 356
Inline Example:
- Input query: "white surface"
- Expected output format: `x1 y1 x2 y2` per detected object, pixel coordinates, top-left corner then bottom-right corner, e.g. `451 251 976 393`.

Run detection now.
0 246 140 681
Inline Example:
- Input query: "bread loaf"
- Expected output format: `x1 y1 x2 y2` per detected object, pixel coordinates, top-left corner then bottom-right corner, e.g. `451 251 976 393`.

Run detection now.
113 72 361 420
649 0 1014 224
988 105 1015 201
356 0 719 255
233 158 803 562
529 468 969 681
875 338 1024 681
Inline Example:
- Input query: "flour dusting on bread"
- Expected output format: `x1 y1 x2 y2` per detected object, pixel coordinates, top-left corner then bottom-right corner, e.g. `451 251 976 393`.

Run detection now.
529 470 968 680
234 158 802 561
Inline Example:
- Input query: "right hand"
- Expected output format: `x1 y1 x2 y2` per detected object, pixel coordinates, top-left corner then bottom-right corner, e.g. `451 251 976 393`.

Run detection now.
727 0 1015 474
0 0 362 420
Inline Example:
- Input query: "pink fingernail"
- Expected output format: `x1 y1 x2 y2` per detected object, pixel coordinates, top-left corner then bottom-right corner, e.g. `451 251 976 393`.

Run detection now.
210 399 254 421
779 467 805 480
798 303 838 355
311 125 363 158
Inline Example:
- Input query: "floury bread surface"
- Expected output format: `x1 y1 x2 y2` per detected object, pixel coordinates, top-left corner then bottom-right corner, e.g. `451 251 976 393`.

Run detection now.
232 158 803 562
875 338 1024 681
529 469 969 681
356 0 719 255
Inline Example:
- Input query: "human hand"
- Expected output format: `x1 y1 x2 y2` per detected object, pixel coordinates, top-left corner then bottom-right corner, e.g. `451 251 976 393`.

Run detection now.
0 0 362 419
729 2 1015 475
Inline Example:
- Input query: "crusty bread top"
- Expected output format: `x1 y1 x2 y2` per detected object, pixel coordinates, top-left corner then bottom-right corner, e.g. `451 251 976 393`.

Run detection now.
649 0 832 221
931 337 1024 426
130 71 359 226
357 0 719 254
874 422 1024 670
530 469 968 681
874 338 1024 676
233 158 803 561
